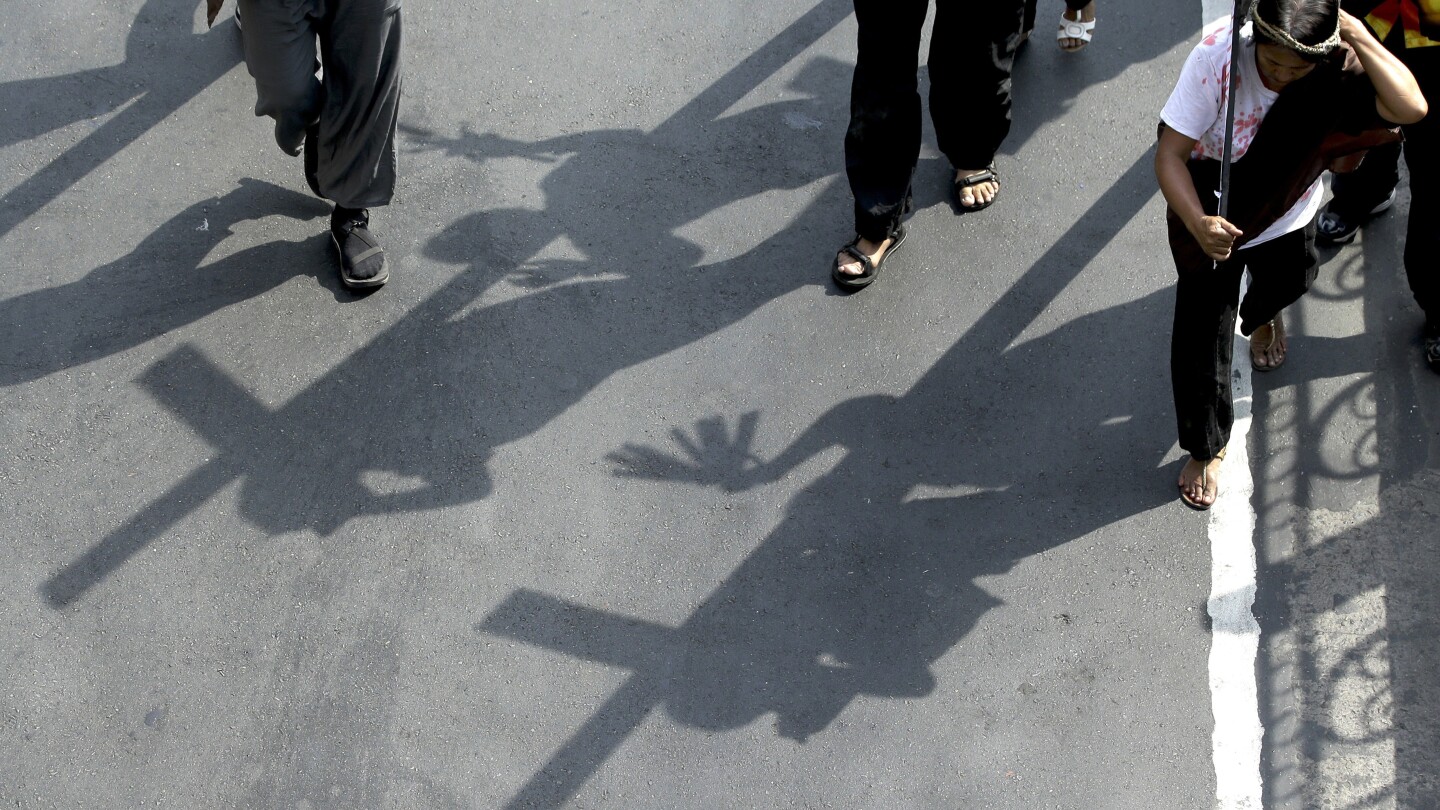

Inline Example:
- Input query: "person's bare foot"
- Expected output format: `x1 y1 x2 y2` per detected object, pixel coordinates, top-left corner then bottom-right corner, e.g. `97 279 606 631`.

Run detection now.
954 168 998 209
1249 313 1287 371
1178 453 1224 510
1058 1 1096 52
835 234 896 278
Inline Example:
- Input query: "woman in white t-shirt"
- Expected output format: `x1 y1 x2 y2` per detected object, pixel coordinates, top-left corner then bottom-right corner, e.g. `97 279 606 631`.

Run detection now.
1154 0 1426 510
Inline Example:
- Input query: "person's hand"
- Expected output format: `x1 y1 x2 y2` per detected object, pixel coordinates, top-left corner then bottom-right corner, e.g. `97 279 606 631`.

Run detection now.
1337 9 1368 45
1192 215 1242 262
206 0 225 28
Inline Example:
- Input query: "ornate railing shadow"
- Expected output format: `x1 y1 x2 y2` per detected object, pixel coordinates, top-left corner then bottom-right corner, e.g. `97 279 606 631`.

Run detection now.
1253 183 1440 810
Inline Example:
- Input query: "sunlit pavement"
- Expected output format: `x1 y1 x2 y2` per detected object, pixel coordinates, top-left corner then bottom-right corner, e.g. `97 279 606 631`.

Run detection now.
2 2 1435 808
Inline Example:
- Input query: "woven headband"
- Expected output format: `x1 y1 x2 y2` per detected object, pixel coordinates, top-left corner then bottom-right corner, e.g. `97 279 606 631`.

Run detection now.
1249 1 1342 56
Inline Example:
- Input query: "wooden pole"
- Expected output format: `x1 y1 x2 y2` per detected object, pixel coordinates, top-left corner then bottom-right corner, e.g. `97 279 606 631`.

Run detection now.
1217 0 1248 220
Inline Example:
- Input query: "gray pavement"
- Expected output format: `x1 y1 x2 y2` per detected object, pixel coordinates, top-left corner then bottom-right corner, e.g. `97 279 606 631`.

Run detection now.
1 1 1435 808
1253 179 1440 810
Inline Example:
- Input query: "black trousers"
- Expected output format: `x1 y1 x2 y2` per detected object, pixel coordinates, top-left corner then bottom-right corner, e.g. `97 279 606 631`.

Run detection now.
1324 26 1438 325
1171 224 1319 462
238 0 402 210
844 0 1028 242
1328 117 1440 325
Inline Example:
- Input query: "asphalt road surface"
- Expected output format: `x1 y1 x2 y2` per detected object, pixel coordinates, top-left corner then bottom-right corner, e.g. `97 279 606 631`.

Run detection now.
3 1 1436 808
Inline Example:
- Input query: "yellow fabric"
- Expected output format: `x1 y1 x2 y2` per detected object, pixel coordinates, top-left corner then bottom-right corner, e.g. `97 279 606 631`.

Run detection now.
1366 0 1440 49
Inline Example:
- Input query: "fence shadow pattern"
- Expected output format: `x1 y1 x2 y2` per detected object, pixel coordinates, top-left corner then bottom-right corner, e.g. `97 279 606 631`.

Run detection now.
1253 185 1440 810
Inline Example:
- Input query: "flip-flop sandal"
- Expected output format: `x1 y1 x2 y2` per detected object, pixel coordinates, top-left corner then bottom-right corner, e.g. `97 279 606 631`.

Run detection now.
832 226 907 291
1249 319 1285 372
953 167 999 213
1057 13 1095 51
1178 448 1225 511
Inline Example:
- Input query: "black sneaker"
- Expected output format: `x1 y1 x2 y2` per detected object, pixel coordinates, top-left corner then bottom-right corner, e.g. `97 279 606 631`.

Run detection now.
1315 190 1396 245
1424 322 1440 375
331 208 389 289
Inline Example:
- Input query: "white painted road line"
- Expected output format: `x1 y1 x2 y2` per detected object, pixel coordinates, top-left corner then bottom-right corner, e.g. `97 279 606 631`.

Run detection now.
1192 1 1266 806
1208 332 1263 810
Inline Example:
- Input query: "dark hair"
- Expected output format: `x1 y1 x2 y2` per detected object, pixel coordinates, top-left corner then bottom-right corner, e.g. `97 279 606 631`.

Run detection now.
1251 0 1341 62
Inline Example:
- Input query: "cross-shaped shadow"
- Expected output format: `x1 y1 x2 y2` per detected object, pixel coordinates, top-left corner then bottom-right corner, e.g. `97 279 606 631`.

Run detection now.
32 3 1198 803
41 0 859 606
481 150 1182 809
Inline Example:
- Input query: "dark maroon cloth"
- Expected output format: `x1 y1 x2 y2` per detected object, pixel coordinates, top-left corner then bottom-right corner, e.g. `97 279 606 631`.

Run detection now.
1164 43 1402 272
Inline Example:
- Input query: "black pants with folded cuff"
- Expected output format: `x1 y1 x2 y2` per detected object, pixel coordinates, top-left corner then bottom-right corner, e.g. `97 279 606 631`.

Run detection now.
238 0 402 211
844 0 1028 243
1171 223 1318 462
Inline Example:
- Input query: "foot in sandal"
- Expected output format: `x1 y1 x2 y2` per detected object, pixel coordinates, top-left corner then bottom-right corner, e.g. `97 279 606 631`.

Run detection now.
833 228 906 290
1178 449 1225 510
953 167 999 210
1249 313 1287 372
1058 1 1096 52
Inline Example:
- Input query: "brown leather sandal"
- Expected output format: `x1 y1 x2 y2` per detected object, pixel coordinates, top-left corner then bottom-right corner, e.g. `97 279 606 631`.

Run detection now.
1249 314 1286 372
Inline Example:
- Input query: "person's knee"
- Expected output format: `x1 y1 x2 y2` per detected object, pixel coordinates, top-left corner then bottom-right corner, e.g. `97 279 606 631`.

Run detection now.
254 78 320 156
254 74 321 125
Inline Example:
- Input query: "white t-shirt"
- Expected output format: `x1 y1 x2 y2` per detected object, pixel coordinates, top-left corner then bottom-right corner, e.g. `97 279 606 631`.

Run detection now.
1160 18 1323 248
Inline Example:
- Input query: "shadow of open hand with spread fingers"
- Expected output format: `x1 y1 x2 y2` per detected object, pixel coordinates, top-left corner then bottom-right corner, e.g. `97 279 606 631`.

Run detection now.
607 412 767 493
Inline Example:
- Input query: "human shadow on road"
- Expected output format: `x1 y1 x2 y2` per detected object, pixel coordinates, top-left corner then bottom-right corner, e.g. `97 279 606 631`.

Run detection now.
405 55 849 297
0 0 242 240
33 2 1203 803
41 0 858 606
480 151 1181 809
0 178 329 388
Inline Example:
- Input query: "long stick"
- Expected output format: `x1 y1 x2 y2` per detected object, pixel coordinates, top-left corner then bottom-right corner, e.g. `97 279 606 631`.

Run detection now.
1217 0 1248 220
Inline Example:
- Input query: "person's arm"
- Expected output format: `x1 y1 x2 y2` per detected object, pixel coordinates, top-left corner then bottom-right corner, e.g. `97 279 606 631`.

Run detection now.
1155 126 1243 262
1341 10 1428 124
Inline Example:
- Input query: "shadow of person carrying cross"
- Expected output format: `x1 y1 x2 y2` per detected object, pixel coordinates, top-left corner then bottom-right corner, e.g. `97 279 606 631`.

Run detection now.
481 150 1186 809
41 6 859 607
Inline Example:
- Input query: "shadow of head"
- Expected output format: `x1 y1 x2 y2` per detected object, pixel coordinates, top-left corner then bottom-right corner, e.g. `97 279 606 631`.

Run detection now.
412 56 858 290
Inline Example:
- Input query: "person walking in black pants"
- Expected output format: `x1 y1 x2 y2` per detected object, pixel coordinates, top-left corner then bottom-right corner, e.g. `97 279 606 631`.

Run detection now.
1156 0 1424 509
1315 2 1440 372
832 0 1027 290
210 0 401 289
